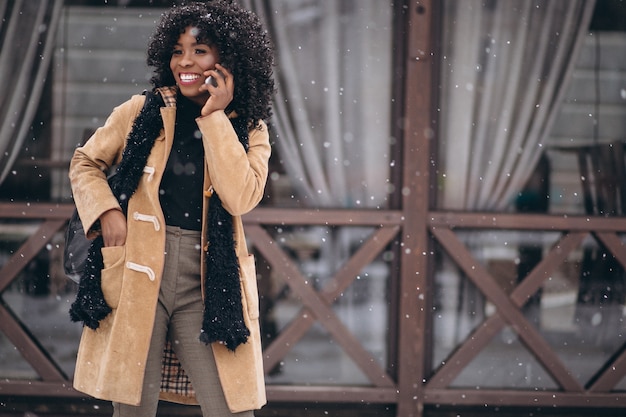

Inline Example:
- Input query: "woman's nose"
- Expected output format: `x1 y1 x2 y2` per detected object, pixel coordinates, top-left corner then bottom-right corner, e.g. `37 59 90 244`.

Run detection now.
180 52 193 67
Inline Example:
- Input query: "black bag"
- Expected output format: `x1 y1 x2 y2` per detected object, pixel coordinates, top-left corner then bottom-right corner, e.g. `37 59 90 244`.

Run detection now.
63 207 90 283
63 171 117 283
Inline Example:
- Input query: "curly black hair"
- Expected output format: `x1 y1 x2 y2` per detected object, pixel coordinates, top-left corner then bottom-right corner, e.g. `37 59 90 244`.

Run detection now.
147 1 274 127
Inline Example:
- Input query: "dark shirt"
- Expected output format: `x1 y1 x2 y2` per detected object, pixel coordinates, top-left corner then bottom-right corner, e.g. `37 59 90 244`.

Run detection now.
159 94 204 231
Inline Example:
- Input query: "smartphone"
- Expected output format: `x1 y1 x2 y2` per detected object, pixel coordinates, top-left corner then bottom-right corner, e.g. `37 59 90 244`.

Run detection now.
205 75 217 87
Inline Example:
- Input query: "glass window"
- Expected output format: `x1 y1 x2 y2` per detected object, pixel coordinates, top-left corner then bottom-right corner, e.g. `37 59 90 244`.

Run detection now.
51 6 161 201
262 225 391 385
256 0 396 385
0 220 82 379
265 0 394 209
548 1 626 215
432 0 626 391
432 229 626 389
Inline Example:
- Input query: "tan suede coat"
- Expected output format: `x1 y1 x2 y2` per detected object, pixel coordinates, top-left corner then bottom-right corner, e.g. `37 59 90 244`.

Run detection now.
68 89 269 412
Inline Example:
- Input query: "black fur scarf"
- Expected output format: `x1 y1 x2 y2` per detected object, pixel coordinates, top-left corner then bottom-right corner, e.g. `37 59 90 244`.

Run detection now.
70 90 250 351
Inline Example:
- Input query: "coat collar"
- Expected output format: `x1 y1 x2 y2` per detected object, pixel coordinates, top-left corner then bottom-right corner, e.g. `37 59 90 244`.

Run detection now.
155 86 177 142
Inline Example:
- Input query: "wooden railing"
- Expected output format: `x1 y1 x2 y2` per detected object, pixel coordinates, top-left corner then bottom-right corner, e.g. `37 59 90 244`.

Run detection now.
2 203 626 414
0 204 406 405
425 212 626 408
0 203 75 396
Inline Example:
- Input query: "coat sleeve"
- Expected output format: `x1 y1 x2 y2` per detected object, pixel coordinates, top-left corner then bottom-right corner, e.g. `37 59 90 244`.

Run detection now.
68 95 146 237
196 112 271 216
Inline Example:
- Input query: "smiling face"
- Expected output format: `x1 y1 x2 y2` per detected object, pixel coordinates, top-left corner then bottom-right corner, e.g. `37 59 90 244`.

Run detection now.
170 26 220 105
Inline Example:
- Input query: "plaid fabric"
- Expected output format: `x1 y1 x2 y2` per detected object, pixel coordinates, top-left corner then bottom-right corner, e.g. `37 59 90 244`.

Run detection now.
161 339 195 398
157 86 178 108
155 86 196 399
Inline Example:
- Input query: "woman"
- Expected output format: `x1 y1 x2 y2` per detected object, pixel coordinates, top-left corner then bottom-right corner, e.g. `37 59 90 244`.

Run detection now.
68 2 274 416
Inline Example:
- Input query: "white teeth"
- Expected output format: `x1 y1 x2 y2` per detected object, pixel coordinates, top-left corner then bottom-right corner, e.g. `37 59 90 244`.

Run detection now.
180 74 199 82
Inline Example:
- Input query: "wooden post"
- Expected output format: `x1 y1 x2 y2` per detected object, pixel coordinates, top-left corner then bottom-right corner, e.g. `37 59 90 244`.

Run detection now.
396 1 437 416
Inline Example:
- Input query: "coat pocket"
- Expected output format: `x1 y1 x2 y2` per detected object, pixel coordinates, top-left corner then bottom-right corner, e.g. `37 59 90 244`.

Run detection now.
239 254 259 320
101 245 125 309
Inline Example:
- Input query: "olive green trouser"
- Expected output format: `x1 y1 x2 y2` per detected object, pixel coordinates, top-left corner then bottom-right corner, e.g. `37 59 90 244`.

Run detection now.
113 226 254 417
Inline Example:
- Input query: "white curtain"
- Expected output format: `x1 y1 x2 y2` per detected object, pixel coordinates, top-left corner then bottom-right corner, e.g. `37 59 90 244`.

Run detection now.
439 0 596 211
0 0 63 185
243 0 393 208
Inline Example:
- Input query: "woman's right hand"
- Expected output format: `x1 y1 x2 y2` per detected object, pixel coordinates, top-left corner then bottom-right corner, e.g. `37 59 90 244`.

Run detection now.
200 64 234 117
100 209 127 247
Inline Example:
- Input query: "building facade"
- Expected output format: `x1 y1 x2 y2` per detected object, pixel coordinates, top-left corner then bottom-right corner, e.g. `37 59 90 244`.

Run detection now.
1 1 626 416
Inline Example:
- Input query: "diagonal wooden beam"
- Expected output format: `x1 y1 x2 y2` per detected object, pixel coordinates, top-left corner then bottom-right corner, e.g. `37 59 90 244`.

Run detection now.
0 304 66 381
587 341 626 392
0 217 70 383
320 225 400 301
595 232 626 270
427 231 586 389
261 226 399 375
583 232 626 391
430 227 584 392
509 232 587 306
262 307 316 373
246 224 394 387
0 219 66 293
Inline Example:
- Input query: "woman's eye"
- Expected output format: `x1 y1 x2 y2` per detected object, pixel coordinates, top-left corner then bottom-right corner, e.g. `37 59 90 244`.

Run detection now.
172 50 182 55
